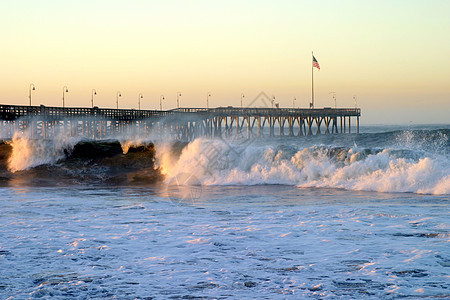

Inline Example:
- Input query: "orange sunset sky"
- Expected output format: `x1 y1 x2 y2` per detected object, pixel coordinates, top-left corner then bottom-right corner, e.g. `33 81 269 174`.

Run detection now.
1 0 449 124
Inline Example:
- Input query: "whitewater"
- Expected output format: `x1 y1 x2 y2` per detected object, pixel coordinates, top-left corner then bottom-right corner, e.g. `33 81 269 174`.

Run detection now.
158 133 449 195
0 125 449 298
2 125 448 195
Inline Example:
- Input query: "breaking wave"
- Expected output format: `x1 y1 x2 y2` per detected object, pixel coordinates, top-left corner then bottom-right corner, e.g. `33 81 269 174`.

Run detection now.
0 133 161 186
160 129 450 195
0 128 448 194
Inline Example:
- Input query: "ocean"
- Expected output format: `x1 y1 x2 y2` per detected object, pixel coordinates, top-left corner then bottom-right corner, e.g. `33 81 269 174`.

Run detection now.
0 125 449 299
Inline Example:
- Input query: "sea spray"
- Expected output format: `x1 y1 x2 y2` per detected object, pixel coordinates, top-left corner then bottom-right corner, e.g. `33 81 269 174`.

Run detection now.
394 129 449 155
7 132 80 172
156 138 223 180
3 136 161 185
120 138 152 154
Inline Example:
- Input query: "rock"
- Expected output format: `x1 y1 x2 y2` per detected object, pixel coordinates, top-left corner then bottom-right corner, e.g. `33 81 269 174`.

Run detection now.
244 281 257 288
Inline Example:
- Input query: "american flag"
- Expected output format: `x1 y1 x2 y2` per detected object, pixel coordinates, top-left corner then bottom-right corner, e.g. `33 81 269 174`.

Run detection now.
313 56 320 70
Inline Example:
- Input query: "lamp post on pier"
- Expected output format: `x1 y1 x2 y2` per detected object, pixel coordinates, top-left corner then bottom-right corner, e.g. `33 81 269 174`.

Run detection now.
271 96 275 108
116 91 121 109
241 93 245 108
206 92 211 108
62 86 69 108
138 93 143 110
29 84 36 106
293 97 296 108
91 89 97 108
177 92 182 108
160 95 165 111
353 95 357 108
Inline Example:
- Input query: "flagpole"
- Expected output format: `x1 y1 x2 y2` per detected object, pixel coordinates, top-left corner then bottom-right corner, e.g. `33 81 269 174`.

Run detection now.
311 51 314 109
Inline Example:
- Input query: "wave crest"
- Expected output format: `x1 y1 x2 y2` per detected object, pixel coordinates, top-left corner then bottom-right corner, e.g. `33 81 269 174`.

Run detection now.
161 138 449 195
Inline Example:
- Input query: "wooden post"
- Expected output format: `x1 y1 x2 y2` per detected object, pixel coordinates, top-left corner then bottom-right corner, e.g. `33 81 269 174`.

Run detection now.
343 117 346 133
357 116 359 134
348 116 351 134
257 116 261 138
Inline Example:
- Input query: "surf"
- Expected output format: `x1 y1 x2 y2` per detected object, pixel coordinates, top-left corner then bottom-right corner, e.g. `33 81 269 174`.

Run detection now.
160 128 450 195
0 127 448 194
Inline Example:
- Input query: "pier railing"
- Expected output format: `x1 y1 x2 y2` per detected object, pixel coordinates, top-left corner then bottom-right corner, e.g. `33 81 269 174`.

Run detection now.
0 104 164 120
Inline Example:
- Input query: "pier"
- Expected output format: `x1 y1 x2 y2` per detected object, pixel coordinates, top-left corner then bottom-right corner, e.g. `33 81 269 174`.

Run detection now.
0 104 360 140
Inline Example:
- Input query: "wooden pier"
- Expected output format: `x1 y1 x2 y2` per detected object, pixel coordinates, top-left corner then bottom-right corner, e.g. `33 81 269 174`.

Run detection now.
0 104 360 140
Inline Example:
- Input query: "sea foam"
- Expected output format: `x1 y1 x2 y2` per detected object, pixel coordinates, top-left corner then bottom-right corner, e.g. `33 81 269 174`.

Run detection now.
160 137 450 195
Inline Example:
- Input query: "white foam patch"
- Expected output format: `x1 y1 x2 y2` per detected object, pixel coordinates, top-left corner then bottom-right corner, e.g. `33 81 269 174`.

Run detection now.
160 138 450 195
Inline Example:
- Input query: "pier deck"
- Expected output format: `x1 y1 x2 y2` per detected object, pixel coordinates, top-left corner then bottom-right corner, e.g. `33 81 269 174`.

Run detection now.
0 104 361 140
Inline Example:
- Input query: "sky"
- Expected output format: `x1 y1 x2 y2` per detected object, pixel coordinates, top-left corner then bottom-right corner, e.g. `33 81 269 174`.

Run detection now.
1 0 449 124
